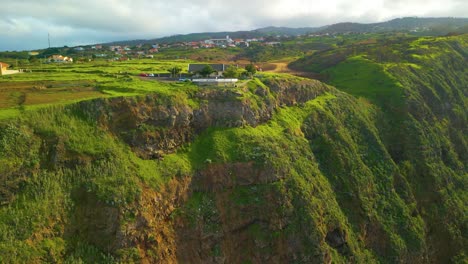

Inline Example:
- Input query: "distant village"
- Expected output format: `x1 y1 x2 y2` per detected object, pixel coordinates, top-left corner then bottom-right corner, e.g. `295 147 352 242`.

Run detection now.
43 35 289 62
0 30 357 71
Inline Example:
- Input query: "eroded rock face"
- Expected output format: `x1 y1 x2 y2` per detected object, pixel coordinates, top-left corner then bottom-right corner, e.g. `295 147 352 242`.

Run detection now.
120 157 352 263
74 79 330 160
143 162 302 264
13 68 461 262
325 228 350 256
65 79 361 263
16 78 336 263
129 177 192 263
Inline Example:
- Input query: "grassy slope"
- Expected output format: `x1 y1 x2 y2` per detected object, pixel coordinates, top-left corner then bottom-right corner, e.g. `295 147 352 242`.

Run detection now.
0 83 431 262
0 35 466 262
291 34 468 262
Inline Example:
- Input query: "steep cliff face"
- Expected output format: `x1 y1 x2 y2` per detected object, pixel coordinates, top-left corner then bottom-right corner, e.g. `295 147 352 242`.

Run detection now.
314 35 468 262
0 36 466 263
71 77 329 160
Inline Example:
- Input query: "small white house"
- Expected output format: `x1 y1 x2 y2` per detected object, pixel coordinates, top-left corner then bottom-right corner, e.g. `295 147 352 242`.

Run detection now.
188 64 227 77
192 78 238 86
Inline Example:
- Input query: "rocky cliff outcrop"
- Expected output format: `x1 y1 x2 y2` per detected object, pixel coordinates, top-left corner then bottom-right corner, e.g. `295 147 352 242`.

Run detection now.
72 78 330 159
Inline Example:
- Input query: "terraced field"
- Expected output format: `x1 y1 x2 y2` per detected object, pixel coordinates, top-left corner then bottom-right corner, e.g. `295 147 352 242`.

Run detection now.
0 59 199 119
0 80 102 108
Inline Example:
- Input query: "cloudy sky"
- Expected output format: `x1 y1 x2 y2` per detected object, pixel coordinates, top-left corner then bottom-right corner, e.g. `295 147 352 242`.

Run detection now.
0 0 466 51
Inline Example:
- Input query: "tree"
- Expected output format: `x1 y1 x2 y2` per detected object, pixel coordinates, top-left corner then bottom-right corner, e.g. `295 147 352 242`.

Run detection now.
28 56 38 64
168 66 182 77
223 66 239 78
245 64 257 78
198 65 215 77
41 47 61 58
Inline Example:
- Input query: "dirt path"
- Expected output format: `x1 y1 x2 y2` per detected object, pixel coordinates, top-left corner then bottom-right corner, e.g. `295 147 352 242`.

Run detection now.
261 62 325 80
264 62 293 73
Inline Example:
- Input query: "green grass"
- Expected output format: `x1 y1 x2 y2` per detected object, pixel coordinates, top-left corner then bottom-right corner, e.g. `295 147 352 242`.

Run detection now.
0 34 466 262
0 59 205 119
323 56 405 109
289 34 468 262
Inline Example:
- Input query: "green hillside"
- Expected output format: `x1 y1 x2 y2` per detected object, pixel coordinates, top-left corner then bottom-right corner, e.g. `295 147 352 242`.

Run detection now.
321 17 468 35
106 17 468 46
109 26 322 46
0 35 466 263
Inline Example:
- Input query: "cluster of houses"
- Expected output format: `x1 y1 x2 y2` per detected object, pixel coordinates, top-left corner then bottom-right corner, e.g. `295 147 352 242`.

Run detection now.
74 45 103 51
33 34 292 63
111 45 158 56
184 35 251 49
168 35 277 49
75 35 281 57
42 34 287 62
144 35 284 51
101 36 262 58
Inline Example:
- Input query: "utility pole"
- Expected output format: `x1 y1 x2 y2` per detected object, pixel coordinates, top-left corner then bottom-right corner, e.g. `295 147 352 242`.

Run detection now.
48 32 51 48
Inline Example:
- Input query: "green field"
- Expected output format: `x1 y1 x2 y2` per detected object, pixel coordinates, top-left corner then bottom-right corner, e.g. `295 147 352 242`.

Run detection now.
0 59 200 119
0 56 303 120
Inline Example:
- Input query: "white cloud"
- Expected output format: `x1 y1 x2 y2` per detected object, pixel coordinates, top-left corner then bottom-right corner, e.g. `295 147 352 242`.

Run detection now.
0 0 466 51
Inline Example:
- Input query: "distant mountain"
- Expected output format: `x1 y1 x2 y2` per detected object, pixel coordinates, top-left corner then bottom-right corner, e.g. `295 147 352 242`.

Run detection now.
254 26 323 36
321 17 468 34
105 31 255 46
105 27 323 45
105 27 321 46
104 17 468 46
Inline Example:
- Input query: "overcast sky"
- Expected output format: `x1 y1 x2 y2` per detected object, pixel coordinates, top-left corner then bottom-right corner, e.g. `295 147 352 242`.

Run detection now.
0 0 466 51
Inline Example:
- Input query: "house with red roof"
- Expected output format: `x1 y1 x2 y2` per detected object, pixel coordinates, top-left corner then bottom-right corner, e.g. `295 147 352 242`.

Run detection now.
0 62 9 73
0 62 20 75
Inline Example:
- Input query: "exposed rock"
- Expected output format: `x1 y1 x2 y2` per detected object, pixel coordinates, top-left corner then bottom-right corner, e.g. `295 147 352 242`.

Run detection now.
74 78 331 159
325 228 351 256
